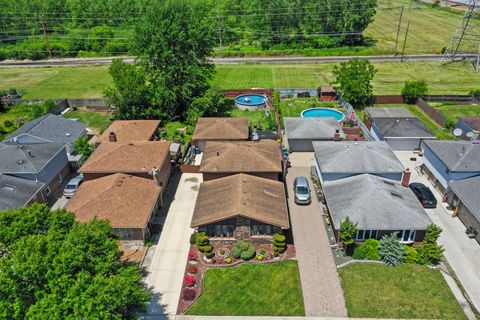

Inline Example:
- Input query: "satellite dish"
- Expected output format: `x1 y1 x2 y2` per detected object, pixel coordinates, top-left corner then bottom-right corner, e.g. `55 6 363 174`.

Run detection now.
453 128 463 137
466 131 474 138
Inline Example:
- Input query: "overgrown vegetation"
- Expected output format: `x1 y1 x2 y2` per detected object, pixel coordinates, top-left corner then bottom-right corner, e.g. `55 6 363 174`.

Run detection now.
333 59 376 108
0 204 149 318
402 79 429 104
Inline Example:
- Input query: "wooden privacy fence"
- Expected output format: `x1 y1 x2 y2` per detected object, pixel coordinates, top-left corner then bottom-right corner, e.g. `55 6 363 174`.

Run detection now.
416 98 446 126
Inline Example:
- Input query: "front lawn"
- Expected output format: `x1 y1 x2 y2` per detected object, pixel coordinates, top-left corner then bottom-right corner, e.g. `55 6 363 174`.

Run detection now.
339 263 466 319
64 110 111 134
186 260 305 316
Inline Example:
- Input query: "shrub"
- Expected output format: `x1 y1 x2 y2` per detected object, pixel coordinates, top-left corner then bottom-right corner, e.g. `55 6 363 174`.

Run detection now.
189 232 197 244
182 288 196 301
273 233 287 254
259 249 267 255
198 244 212 253
352 244 367 259
232 241 256 261
205 251 215 259
404 245 418 263
186 264 198 274
219 249 225 255
196 232 209 247
401 79 429 103
339 217 358 255
257 255 263 261
188 251 197 261
417 243 444 265
8 88 17 96
424 224 443 244
3 120 13 128
378 233 406 267
364 239 380 261
444 118 457 130
184 275 196 288
225 257 232 264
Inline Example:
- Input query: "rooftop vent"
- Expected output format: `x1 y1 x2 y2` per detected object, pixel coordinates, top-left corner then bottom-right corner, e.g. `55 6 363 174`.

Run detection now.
2 184 17 191
383 180 395 186
390 192 403 199
65 133 71 137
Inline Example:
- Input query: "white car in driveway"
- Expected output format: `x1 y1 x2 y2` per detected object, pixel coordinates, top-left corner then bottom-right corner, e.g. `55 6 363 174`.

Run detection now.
63 175 84 198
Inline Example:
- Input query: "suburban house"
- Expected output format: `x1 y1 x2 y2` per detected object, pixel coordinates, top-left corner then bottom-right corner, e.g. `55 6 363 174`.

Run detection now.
2 113 87 161
446 176 480 243
199 140 283 181
313 141 405 183
191 174 289 243
192 117 249 152
65 173 162 240
100 120 161 143
284 117 345 152
323 174 432 243
457 116 480 140
0 141 70 200
421 140 480 192
365 107 435 150
78 141 171 204
0 174 45 211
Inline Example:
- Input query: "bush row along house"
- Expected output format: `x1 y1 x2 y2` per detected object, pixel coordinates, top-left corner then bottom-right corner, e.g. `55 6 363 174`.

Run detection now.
0 114 87 211
190 117 289 243
65 120 172 241
421 140 480 243
312 140 432 243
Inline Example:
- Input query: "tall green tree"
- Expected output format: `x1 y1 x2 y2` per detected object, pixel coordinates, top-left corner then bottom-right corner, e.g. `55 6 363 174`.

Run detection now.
131 0 216 120
0 204 149 319
332 58 376 108
105 58 154 120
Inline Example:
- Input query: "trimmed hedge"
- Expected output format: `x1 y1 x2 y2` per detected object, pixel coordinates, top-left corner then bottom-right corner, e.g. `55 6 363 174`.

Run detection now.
232 241 256 261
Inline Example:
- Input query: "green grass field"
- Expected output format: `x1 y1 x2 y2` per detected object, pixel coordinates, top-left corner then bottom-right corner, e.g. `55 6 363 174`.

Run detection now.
64 110 111 134
339 263 466 319
187 261 304 316
2 61 479 99
431 103 480 119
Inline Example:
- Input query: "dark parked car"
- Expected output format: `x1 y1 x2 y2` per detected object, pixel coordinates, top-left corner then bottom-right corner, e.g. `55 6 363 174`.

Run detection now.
409 182 437 208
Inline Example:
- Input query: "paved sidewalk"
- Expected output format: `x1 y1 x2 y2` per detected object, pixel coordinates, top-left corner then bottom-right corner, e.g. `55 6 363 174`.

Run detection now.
143 173 202 318
395 151 480 313
286 164 347 317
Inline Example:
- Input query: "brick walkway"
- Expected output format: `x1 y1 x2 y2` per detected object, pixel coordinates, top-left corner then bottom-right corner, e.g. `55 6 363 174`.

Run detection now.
286 165 347 317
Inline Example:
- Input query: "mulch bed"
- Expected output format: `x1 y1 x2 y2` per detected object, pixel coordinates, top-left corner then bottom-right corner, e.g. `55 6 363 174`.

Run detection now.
176 243 296 314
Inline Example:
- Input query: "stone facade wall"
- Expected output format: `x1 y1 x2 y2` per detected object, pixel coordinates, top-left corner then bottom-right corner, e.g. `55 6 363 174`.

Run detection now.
234 216 251 240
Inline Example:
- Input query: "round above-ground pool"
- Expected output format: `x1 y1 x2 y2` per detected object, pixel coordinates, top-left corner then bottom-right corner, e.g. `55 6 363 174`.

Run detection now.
301 108 344 122
235 94 267 110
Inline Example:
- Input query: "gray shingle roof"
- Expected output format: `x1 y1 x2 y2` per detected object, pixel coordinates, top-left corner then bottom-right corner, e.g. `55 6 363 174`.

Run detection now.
458 116 480 131
0 174 44 211
323 174 432 230
365 107 413 119
423 140 480 172
0 142 65 174
284 117 345 140
313 141 404 174
448 176 480 222
2 114 86 146
374 118 436 138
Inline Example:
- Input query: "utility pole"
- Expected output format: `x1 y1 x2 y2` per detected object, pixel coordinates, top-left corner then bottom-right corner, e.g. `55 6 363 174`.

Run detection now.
394 6 404 55
40 16 52 59
401 19 410 62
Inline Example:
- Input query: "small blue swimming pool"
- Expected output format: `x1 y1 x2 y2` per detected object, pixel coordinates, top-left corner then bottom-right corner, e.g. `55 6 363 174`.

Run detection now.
301 108 344 122
235 94 266 110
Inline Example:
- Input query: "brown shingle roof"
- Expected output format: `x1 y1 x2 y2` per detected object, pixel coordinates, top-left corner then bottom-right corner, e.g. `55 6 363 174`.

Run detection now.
191 174 289 228
192 117 249 141
200 141 282 173
100 120 161 143
65 173 160 228
79 141 170 174
459 116 480 131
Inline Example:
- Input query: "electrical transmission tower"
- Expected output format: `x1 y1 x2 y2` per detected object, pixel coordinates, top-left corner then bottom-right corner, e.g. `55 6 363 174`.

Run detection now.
440 0 480 71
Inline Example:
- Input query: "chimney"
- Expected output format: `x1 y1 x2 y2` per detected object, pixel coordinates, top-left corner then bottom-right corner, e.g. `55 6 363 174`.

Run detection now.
109 132 117 142
333 129 341 142
27 150 32 157
401 168 411 187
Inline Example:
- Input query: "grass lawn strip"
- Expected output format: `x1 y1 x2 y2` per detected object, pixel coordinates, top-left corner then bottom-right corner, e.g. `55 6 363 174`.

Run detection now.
339 263 467 319
64 110 111 134
186 260 305 316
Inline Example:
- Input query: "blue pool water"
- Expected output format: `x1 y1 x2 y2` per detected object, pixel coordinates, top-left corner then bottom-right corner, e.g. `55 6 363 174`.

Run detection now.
301 108 344 122
235 94 266 106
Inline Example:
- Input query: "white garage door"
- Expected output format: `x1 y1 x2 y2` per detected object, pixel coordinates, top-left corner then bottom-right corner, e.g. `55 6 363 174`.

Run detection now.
385 138 422 151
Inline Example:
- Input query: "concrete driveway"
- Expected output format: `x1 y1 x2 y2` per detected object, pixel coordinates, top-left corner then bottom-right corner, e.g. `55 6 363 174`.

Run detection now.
395 151 480 312
143 173 202 318
286 153 347 318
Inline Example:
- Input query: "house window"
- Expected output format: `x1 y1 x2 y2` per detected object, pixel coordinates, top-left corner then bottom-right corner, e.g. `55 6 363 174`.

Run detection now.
251 222 280 236
356 230 378 240
57 174 63 184
45 186 51 196
115 228 134 239
400 230 416 243
207 224 234 238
